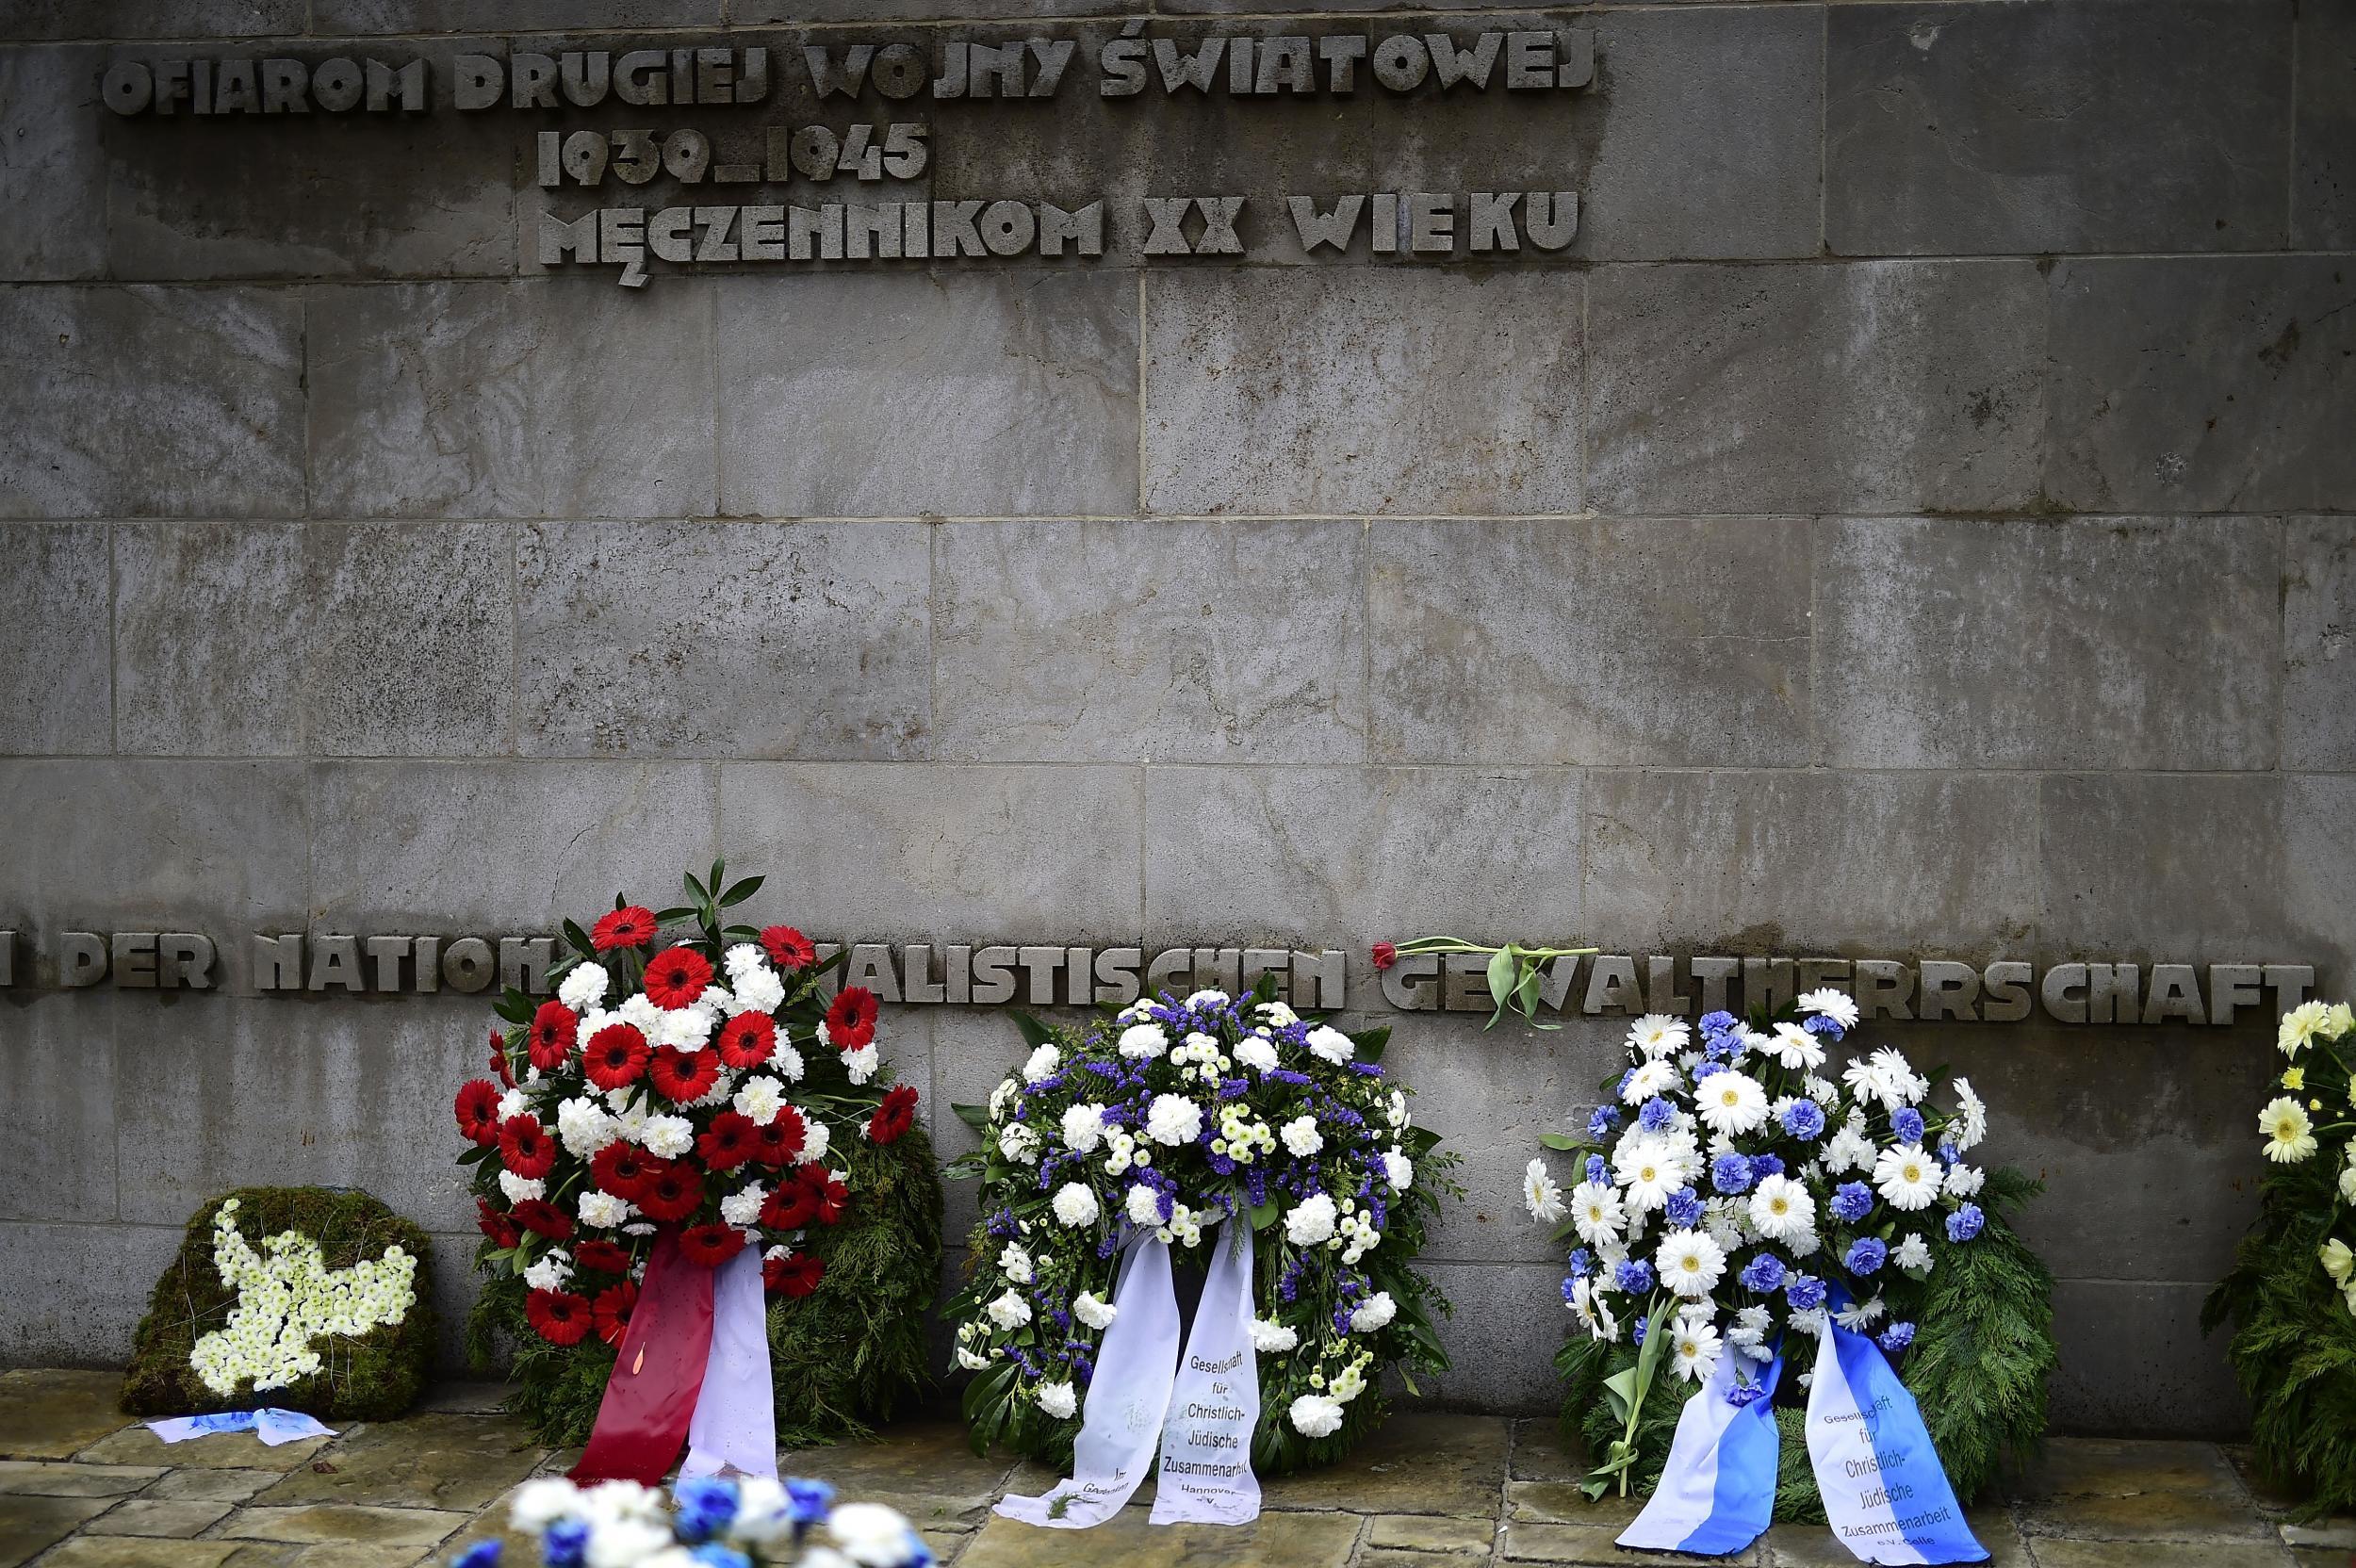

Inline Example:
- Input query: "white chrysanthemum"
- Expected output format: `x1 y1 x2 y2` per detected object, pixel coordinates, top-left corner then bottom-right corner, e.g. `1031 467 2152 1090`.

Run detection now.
1118 1023 1170 1060
1349 1291 1397 1332
1612 1137 1681 1215
998 1122 1042 1166
1748 1173 1814 1241
522 1250 572 1292
1126 1184 1164 1227
1943 1164 1986 1198
1301 1024 1352 1065
1281 1115 1324 1158
1873 1143 1943 1210
1035 1380 1077 1420
800 1120 830 1167
1628 1014 1691 1061
557 962 609 1012
1727 1303 1773 1348
1797 988 1861 1029
1948 1076 1988 1152
1258 1000 1300 1026
1524 1158 1565 1224
1821 1121 1876 1176
1074 1291 1117 1331
1288 1394 1344 1438
1059 1102 1107 1154
1696 1070 1769 1135
1567 1276 1619 1342
1022 1044 1061 1083
1703 1195 1750 1254
1621 1058 1679 1106
498 1171 546 1205
1383 1149 1415 1189
1052 1183 1100 1228
1670 1316 1723 1383
985 1289 1031 1330
1834 1295 1886 1331
1286 1192 1338 1246
579 1190 632 1230
1252 1317 1298 1353
733 1074 786 1126
1732 1026 1773 1063
1145 1093 1203 1146
1235 1034 1280 1073
1568 1180 1626 1247
719 1184 766 1228
1894 1233 1934 1275
1655 1230 1727 1298
2262 1097 2319 1163
1764 1021 1826 1072
1330 1362 1367 1404
556 1096 618 1159
841 1042 878 1084
998 1243 1034 1284
638 1114 695 1159
1804 1073 1840 1104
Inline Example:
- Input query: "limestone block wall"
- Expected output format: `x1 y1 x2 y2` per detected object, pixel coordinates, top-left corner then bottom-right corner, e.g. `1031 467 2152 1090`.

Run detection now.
2 0 2352 1436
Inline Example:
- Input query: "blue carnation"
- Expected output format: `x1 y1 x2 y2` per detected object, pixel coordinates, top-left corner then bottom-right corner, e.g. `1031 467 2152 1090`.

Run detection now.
1616 1259 1655 1295
786 1478 836 1526
1561 1274 1581 1305
1937 1139 1959 1168
450 1546 501 1568
1710 1152 1755 1194
1616 1069 1637 1099
1703 1033 1734 1061
1698 1010 1738 1037
1749 1153 1785 1182
1945 1203 1985 1243
1568 1247 1595 1276
1803 1012 1843 1038
1784 1273 1826 1311
1877 1322 1916 1354
1780 1099 1825 1141
1632 1315 1648 1347
1665 1187 1702 1228
674 1478 739 1544
1830 1182 1874 1223
1739 1253 1786 1294
690 1548 752 1568
543 1521 588 1568
1587 1105 1622 1139
1638 1096 1675 1133
1891 1107 1925 1144
1585 1154 1608 1185
1846 1236 1888 1275
1693 1059 1726 1080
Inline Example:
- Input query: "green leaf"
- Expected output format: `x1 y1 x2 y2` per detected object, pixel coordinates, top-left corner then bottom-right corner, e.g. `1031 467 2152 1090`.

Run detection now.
684 871 708 901
562 919 596 958
1485 948 1516 1026
1354 1025 1391 1064
1250 1200 1279 1232
1536 1133 1584 1151
952 1102 994 1135
1602 1365 1637 1424
719 874 763 906
1012 1013 1058 1051
655 906 695 924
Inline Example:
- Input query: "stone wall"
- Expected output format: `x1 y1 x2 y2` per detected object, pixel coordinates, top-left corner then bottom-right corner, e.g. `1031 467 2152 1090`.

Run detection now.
2 0 2353 1437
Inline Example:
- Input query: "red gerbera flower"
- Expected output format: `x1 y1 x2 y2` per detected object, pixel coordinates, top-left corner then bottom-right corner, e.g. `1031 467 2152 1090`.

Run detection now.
499 1115 557 1179
865 1085 920 1147
697 1111 760 1171
454 1079 503 1146
488 1030 515 1088
760 925 816 972
825 988 879 1051
475 1197 519 1248
591 1281 638 1347
573 1238 632 1275
715 1012 777 1071
763 1252 825 1298
643 945 714 1009
761 1182 820 1231
527 1002 579 1071
649 1046 720 1105
591 905 658 952
512 1198 573 1240
636 1161 705 1223
526 1288 594 1346
591 1142 659 1201
678 1222 747 1267
582 1024 651 1092
751 1107 807 1168
799 1164 850 1226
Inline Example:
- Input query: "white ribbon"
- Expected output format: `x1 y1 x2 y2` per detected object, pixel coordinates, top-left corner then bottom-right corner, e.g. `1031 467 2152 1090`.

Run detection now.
997 1219 1263 1529
146 1408 335 1446
677 1245 778 1485
1805 1323 1987 1565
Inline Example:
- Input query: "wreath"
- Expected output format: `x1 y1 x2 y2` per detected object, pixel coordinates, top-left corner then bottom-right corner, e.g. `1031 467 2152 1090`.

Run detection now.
944 981 1461 1475
458 860 941 1447
123 1186 437 1423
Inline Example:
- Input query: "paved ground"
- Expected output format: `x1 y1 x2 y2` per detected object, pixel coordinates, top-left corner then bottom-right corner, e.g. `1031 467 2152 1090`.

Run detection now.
1 1368 2349 1568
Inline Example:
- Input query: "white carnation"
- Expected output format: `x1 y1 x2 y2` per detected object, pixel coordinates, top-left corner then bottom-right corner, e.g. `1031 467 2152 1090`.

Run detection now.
638 1114 695 1159
1280 1115 1324 1158
1235 1035 1280 1073
578 1190 632 1230
733 1074 785 1126
998 1243 1034 1284
1288 1394 1343 1438
1035 1380 1077 1420
557 963 609 1012
1125 1184 1164 1227
1304 1025 1354 1064
1144 1093 1203 1146
1074 1291 1117 1331
498 1171 545 1205
1348 1291 1397 1332
1052 1183 1100 1228
1118 1023 1170 1060
1023 1044 1061 1083
556 1096 618 1159
1383 1150 1414 1188
998 1122 1041 1166
720 1184 766 1228
985 1290 1031 1330
1285 1192 1338 1246
841 1043 878 1084
1061 1102 1107 1154
800 1119 831 1166
1251 1317 1299 1353
1184 988 1230 1009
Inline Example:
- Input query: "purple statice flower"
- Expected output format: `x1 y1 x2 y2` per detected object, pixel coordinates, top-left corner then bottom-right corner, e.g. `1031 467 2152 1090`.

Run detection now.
1711 1152 1756 1195
1587 1105 1623 1139
987 1208 1020 1239
1693 1059 1727 1081
1268 1069 1313 1086
1585 1154 1609 1185
1877 1322 1916 1354
1945 1203 1985 1243
1891 1106 1925 1144
1830 1182 1873 1223
1748 1153 1785 1182
1846 1236 1888 1276
1349 1061 1385 1077
1219 1077 1250 1100
1784 1273 1826 1311
1739 1253 1786 1294
1803 1013 1843 1039
1665 1187 1703 1228
1780 1099 1826 1141
1638 1096 1676 1133
1615 1259 1655 1294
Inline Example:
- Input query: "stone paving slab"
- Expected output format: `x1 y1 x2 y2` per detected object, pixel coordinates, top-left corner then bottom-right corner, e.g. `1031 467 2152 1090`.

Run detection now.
959 1509 1364 1568
247 1414 542 1513
0 1462 163 1497
0 1494 114 1568
216 1505 471 1549
80 1498 233 1537
75 1426 328 1473
0 1372 130 1462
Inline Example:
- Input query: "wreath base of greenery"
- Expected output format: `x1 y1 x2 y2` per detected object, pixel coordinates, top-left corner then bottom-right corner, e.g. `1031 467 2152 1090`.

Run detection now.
466 1121 943 1449
1557 1168 2055 1520
123 1185 439 1424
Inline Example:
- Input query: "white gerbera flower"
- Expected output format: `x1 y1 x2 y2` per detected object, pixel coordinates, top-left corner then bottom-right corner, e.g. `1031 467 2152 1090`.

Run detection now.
1628 1015 1691 1061
1035 1380 1076 1420
1251 1317 1298 1353
1748 1173 1814 1241
1570 1181 1626 1247
1621 1058 1679 1105
1288 1394 1344 1437
1060 1102 1107 1154
1145 1093 1203 1146
1873 1143 1943 1210
1074 1291 1117 1331
2262 1097 2319 1163
1567 1276 1619 1342
1524 1159 1565 1224
1797 988 1860 1029
1948 1076 1988 1152
1612 1136 1681 1215
1696 1070 1769 1136
1655 1229 1727 1298
1670 1317 1723 1383
1834 1295 1885 1332
1118 1023 1170 1059
1305 1025 1354 1064
1052 1183 1100 1228
1765 1021 1826 1072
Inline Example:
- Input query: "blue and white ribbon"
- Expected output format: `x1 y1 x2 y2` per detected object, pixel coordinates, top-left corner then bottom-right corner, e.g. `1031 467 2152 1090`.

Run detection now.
146 1408 335 1446
1803 1322 1987 1564
1616 1352 1783 1557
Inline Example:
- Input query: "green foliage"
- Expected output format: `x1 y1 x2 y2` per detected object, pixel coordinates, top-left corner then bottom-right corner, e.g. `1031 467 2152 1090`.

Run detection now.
2203 1127 2356 1517
1557 1169 2054 1517
123 1186 437 1423
470 1119 942 1447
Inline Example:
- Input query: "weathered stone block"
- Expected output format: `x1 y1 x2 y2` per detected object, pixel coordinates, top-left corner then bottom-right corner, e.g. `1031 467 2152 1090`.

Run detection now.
1827 0 2292 254
2297 1 2356 248
0 1223 183 1366
1587 262 2044 515
314 0 722 28
0 3 301 39
307 760 716 932
932 519 1367 763
517 520 929 760
1369 516 1811 766
1813 516 2280 771
0 46 107 279
2285 775 2356 987
718 762 1143 939
116 521 514 758
1582 770 2041 955
0 522 109 755
1144 269 1580 516
309 280 717 519
1414 1262 1570 1413
2044 257 2356 514
2049 1282 2246 1435
2286 518 2356 770
1141 765 1582 949
717 271 1136 519
1266 1413 1507 1515
0 993 117 1226
0 286 303 519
